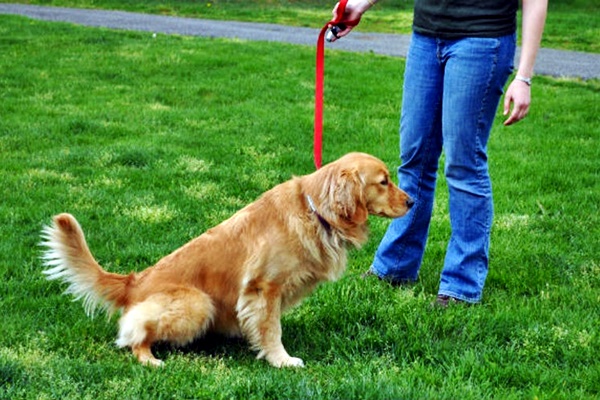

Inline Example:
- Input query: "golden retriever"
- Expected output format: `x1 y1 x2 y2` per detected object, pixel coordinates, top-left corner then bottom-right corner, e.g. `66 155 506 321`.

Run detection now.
41 152 413 367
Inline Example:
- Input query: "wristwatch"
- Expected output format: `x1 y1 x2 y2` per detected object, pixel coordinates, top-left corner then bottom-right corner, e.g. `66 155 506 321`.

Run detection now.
515 75 532 86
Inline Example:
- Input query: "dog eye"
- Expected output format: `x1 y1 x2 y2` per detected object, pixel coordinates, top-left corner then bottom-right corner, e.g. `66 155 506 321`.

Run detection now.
380 178 389 186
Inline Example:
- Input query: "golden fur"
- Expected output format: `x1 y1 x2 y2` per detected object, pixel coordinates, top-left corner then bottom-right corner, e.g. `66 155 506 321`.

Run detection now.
41 152 413 367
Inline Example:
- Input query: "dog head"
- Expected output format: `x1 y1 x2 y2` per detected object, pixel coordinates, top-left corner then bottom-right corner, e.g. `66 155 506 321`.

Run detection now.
317 152 414 227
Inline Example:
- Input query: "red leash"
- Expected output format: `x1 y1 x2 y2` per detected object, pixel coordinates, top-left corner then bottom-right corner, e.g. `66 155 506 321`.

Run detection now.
314 0 350 169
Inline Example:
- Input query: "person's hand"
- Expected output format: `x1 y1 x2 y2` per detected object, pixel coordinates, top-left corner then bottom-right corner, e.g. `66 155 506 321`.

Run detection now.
503 79 532 126
327 0 369 42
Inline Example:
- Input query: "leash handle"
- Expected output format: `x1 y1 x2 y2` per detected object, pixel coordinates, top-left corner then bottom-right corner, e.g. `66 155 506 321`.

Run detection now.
314 0 351 170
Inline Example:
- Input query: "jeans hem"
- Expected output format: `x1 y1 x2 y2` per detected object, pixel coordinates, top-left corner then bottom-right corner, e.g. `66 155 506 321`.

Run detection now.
369 264 418 284
437 290 481 304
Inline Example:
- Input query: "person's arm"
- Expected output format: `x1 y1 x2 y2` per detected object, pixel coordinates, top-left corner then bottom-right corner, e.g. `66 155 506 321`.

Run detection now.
328 0 378 41
503 0 548 126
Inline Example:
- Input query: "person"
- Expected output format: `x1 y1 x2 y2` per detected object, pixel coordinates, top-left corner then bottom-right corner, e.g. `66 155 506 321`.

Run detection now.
328 0 547 305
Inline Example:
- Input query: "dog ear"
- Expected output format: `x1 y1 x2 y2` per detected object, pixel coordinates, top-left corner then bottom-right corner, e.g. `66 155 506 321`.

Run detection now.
331 168 368 225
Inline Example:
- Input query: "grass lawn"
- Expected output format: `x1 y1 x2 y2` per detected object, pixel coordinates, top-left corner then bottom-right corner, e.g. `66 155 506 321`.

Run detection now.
1 0 599 53
1 3 599 400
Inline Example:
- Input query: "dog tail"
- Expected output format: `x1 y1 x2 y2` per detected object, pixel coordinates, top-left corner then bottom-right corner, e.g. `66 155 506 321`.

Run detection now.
41 213 134 318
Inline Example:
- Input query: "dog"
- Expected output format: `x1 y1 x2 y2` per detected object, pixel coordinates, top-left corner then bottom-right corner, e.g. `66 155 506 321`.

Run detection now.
41 152 413 367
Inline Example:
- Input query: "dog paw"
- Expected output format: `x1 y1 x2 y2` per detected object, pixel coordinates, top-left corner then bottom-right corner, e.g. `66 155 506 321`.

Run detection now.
270 356 304 368
258 348 305 368
284 357 305 368
147 358 165 368
139 355 164 367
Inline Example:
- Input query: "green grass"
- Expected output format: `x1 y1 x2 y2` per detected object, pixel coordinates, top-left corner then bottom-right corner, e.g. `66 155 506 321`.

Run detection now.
2 0 600 52
1 10 599 400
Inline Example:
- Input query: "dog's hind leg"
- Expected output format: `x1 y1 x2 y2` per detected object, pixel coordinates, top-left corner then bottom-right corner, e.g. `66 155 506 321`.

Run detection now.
132 341 162 367
116 286 215 366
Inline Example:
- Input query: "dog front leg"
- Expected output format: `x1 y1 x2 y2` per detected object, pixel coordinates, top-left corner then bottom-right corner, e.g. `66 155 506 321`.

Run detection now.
237 280 304 368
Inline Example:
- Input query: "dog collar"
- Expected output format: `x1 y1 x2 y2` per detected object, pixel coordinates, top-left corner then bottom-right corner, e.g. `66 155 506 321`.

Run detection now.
305 194 331 231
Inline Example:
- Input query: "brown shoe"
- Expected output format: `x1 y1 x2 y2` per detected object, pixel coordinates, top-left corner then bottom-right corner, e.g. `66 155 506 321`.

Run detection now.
361 269 415 287
434 294 463 308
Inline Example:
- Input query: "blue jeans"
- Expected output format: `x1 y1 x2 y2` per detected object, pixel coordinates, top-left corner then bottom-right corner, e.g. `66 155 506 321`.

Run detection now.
372 32 516 303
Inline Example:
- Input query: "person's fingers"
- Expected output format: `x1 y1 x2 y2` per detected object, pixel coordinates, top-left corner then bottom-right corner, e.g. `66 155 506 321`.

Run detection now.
503 81 531 126
503 92 512 117
503 110 518 126
504 101 530 125
337 24 354 38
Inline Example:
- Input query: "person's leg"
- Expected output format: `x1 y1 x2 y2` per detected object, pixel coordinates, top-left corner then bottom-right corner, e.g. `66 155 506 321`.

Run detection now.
371 33 444 282
438 34 516 302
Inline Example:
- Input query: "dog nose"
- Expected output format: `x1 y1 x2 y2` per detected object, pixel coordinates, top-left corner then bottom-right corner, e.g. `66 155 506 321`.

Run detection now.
406 198 415 208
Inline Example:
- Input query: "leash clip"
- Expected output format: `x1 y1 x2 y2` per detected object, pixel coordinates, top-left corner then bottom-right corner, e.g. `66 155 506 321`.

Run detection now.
326 23 347 42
